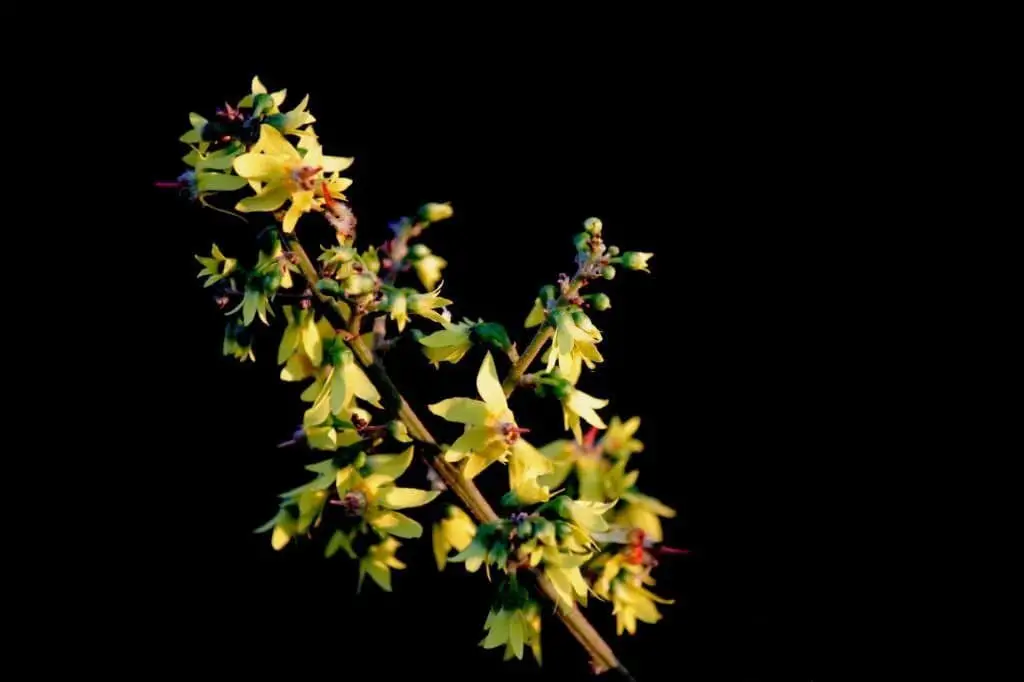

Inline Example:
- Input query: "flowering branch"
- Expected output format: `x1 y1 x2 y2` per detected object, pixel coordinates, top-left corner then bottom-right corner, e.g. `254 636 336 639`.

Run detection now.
163 75 674 681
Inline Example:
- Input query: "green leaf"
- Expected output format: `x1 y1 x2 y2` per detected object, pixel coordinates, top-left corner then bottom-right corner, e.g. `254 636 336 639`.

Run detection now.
315 279 344 298
472 322 512 352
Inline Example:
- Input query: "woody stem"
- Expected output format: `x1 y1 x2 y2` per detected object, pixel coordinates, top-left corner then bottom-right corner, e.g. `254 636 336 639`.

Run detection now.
285 236 631 679
501 277 584 397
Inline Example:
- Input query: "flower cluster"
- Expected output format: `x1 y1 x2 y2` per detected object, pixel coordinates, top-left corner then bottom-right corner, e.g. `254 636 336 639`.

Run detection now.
165 76 680 675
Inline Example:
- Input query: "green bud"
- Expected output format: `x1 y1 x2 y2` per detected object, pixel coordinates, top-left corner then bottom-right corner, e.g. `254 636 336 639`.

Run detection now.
606 245 620 256
471 321 512 352
539 284 558 303
549 496 572 519
501 490 523 508
352 451 367 469
315 279 344 297
517 519 533 538
601 265 616 280
583 217 602 235
410 243 431 259
388 420 412 443
587 293 612 311
573 232 591 252
621 251 653 272
419 202 454 222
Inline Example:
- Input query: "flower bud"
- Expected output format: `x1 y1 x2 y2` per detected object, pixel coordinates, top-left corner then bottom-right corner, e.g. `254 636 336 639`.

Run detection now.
539 284 557 303
621 251 653 272
583 217 602 235
344 273 377 296
410 243 431 259
606 245 620 256
517 519 534 538
419 202 454 223
601 265 616 280
587 293 612 311
573 232 591 252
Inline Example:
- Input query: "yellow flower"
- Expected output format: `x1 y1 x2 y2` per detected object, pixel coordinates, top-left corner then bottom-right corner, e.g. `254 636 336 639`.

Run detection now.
413 251 448 291
481 602 542 663
600 416 644 459
418 320 474 367
543 309 604 383
359 536 407 593
195 243 237 287
433 505 477 571
274 94 316 136
543 551 593 607
613 490 676 543
429 352 551 483
561 387 608 443
387 290 409 332
280 321 382 426
232 124 353 233
592 554 673 635
408 284 453 325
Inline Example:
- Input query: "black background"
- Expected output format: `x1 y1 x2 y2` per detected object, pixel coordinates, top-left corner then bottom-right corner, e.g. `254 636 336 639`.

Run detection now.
107 46 848 681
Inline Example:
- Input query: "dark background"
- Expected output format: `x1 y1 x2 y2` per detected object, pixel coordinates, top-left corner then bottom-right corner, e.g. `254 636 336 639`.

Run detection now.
107 50 846 681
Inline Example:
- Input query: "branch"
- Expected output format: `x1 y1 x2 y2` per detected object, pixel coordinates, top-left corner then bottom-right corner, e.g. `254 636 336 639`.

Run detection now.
285 235 632 679
501 276 584 397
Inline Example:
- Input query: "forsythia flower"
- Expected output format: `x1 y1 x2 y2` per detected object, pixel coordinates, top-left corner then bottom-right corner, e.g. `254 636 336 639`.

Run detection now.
429 353 552 484
524 296 548 328
410 244 448 291
561 386 609 443
612 490 677 543
544 309 604 384
232 124 353 233
237 75 287 112
279 320 382 425
359 536 407 593
418 320 474 367
481 602 542 663
223 317 255 362
601 416 644 459
408 284 453 325
387 289 410 332
591 552 673 635
195 244 237 287
433 505 477 571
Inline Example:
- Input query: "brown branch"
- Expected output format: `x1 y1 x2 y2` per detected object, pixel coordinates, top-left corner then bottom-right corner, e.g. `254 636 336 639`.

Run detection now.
285 235 632 679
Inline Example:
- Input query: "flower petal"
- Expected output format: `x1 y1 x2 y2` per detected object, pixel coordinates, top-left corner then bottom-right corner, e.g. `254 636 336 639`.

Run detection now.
322 155 355 173
235 184 290 212
428 398 490 425
462 452 493 480
476 352 508 414
446 427 491 462
369 510 423 539
346 363 382 408
378 487 440 509
255 124 301 159
232 153 285 180
365 446 414 480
